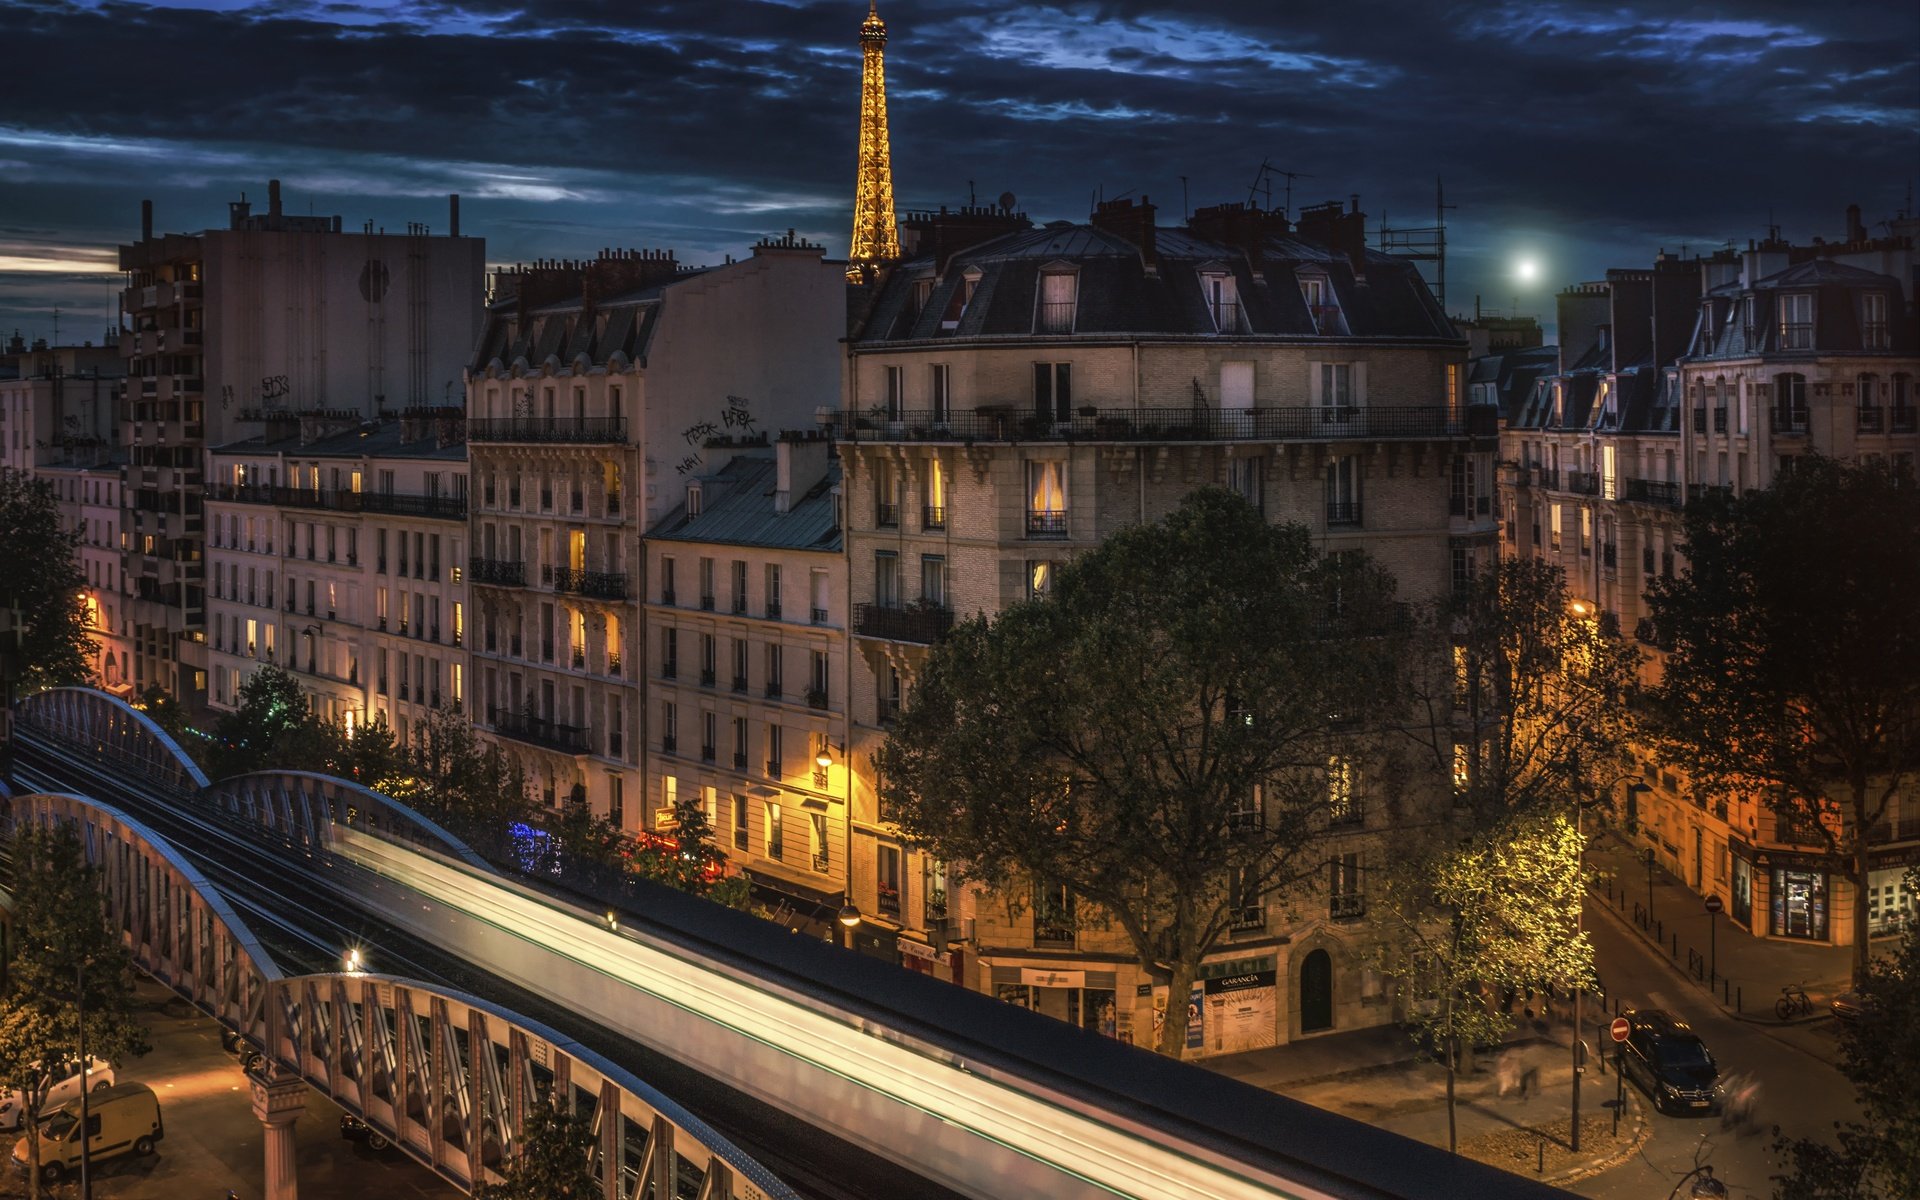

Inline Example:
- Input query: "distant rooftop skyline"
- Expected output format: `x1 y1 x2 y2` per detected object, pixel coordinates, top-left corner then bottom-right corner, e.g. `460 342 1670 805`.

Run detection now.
2 0 1915 343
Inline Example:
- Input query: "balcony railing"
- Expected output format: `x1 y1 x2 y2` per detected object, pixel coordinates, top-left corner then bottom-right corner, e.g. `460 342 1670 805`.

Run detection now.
1534 467 1560 489
1771 410 1810 435
1624 478 1683 508
854 601 954 644
468 557 527 588
1326 500 1362 527
360 491 468 520
923 505 946 530
1330 894 1367 920
552 568 629 600
806 687 829 710
1894 407 1918 433
829 405 1466 444
206 483 466 520
468 416 628 443
1860 407 1885 432
1564 470 1600 496
876 502 899 528
1026 511 1069 539
486 706 590 755
1714 408 1728 433
1229 907 1264 932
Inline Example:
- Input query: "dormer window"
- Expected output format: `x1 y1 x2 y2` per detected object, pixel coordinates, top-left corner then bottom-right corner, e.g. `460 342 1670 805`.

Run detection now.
1038 267 1077 333
911 278 934 319
1778 293 1814 350
686 483 702 518
941 269 983 332
1201 272 1244 333
1863 293 1889 350
1300 274 1340 333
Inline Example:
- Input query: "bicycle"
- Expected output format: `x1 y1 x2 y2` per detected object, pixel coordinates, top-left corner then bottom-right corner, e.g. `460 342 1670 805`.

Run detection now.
1776 983 1813 1020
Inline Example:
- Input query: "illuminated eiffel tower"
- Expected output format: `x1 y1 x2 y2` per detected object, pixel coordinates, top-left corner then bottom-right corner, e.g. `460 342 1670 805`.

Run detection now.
848 1 901 282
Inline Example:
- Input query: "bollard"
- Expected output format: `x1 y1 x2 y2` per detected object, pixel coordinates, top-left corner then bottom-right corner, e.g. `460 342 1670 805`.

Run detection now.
1672 932 1679 959
1736 985 1742 1013
1538 1137 1545 1174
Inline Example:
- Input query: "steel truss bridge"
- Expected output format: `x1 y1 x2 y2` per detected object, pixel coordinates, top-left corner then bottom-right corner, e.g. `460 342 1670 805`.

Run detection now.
6 687 1573 1200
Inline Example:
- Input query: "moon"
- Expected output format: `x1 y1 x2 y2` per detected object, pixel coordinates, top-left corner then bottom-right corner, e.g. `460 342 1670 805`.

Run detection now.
1515 257 1541 284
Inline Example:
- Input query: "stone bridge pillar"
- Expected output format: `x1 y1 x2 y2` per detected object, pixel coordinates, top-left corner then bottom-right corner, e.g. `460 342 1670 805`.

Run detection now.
249 1066 307 1200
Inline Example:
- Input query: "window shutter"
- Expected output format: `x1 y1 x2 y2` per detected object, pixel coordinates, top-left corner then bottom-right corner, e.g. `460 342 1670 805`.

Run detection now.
1353 361 1369 408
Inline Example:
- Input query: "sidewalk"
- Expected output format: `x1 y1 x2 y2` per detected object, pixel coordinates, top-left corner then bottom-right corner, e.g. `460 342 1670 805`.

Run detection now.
1585 830 1852 1022
1202 1022 1649 1184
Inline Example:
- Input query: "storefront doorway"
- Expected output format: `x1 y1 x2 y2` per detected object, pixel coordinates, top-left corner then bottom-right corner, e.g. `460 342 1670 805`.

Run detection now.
1300 949 1333 1033
1770 869 1828 940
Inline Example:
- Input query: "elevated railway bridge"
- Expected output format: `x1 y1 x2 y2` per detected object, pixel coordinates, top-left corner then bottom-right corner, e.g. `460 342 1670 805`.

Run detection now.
5 687 1572 1200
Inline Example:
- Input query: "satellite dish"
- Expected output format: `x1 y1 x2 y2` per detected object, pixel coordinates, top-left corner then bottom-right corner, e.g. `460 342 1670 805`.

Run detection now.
998 192 1017 214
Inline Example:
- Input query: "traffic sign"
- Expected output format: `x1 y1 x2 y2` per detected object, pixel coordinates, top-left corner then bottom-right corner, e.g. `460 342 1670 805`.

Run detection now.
1705 895 1724 914
1610 1016 1632 1043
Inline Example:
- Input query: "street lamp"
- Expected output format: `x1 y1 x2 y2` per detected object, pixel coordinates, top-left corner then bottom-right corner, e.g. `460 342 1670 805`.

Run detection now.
817 741 862 943
342 947 365 974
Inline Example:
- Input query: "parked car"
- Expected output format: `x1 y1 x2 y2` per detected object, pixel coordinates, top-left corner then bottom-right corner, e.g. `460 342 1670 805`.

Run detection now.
1617 1009 1721 1115
11 1082 162 1184
0 1059 114 1131
340 1113 392 1151
1830 990 1883 1023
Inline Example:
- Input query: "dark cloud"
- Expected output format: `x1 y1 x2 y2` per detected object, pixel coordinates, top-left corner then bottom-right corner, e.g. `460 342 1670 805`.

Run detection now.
1 0 1915 341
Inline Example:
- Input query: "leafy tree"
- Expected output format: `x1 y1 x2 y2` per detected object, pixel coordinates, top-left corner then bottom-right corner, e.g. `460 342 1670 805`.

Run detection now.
131 683 202 765
474 1097 597 1200
209 663 336 777
629 793 753 910
0 825 150 1199
0 468 94 694
1772 868 1920 1200
1403 557 1639 826
383 703 532 860
552 787 627 879
878 488 1407 1056
1370 810 1593 1152
1648 458 1920 985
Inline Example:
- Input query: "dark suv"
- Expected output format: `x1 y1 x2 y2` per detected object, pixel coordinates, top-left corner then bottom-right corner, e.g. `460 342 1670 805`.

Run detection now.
1617 1009 1720 1114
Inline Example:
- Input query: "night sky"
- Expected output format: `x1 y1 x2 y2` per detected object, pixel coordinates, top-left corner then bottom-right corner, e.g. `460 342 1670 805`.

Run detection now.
3 0 1916 343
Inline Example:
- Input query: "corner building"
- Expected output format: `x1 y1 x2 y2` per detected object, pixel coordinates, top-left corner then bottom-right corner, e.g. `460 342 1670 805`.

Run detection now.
1497 209 1920 953
836 196 1492 1048
464 237 846 826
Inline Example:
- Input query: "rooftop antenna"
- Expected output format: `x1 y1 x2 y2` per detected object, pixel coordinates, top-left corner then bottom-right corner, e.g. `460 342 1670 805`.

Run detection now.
1179 175 1189 221
1247 160 1314 216
51 305 59 347
968 180 976 206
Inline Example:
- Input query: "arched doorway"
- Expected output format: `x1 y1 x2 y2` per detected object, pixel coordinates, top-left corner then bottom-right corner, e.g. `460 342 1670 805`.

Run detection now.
1300 948 1333 1033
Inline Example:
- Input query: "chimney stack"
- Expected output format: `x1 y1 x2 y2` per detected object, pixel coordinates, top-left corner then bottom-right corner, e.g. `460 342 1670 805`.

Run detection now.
141 199 153 242
449 193 461 238
1846 204 1866 244
268 178 283 219
1090 195 1158 276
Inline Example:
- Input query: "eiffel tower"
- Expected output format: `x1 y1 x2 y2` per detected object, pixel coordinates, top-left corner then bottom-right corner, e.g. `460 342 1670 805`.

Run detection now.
848 2 901 282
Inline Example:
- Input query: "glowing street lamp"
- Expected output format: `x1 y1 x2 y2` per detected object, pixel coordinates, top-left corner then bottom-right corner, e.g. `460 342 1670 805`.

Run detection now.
343 948 365 974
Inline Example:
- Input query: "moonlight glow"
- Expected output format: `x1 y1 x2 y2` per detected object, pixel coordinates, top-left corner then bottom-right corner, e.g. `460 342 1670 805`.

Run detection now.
1515 257 1541 284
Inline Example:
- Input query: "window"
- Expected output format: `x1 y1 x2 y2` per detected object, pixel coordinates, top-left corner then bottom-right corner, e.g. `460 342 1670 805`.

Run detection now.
1203 273 1243 332
732 794 748 851
1026 461 1067 537
731 637 749 691
1328 756 1360 825
699 633 716 685
1313 365 1355 427
661 628 678 678
1038 272 1076 332
1032 362 1072 423
810 569 830 623
1326 455 1361 526
874 844 903 917
924 457 947 529
732 715 749 768
879 663 902 724
765 643 783 697
766 723 783 776
920 555 947 607
699 557 715 609
661 556 677 604
1775 373 1809 432
1330 853 1365 919
1227 457 1263 511
1863 292 1889 350
1777 293 1813 350
1027 560 1054 599
1228 867 1263 930
1033 879 1074 945
874 459 898 527
1301 275 1330 328
809 650 830 707
687 484 703 518
810 812 830 873
764 563 782 618
929 363 950 422
731 560 748 613
884 365 904 421
661 701 677 752
764 802 784 859
1228 784 1263 833
874 550 903 608
1549 505 1563 551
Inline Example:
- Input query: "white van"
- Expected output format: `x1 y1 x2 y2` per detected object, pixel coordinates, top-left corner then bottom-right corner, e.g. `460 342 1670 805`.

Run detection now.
11 1081 162 1184
0 1058 113 1130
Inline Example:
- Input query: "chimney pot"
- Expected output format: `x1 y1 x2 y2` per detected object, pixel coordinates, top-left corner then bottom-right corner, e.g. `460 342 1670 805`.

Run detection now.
269 178 282 218
449 193 461 238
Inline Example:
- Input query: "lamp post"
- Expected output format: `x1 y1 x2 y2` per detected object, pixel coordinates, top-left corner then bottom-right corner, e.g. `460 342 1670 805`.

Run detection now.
820 744 861 947
1645 846 1657 924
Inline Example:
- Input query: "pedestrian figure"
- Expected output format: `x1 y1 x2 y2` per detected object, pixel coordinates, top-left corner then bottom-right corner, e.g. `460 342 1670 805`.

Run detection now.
1495 1051 1522 1097
1719 1073 1760 1134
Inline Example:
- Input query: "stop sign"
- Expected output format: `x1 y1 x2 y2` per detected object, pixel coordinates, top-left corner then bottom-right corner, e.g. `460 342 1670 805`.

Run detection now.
1610 1016 1632 1043
1705 895 1725 914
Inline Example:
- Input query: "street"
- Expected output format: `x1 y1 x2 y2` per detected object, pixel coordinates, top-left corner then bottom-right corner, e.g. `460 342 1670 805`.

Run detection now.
0 977 457 1200
1569 897 1860 1200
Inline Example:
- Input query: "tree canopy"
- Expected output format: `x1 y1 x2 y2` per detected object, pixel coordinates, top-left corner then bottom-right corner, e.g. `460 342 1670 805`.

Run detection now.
878 487 1409 1056
473 1097 598 1200
0 468 93 693
1648 458 1920 984
0 824 150 1200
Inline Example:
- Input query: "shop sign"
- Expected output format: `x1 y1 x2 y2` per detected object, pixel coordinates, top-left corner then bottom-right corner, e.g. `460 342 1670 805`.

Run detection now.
1020 967 1085 989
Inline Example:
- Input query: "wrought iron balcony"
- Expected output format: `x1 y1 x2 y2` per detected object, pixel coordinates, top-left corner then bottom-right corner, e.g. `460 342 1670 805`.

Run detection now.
923 505 946 530
1330 894 1367 920
552 568 629 601
1624 478 1683 508
854 601 954 644
829 405 1466 444
1326 500 1362 527
486 706 590 755
469 557 527 588
1564 470 1600 496
1026 511 1069 539
1771 410 1810 435
467 416 627 444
